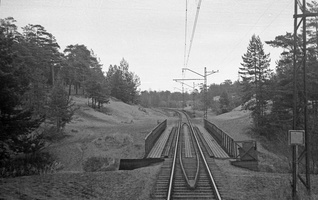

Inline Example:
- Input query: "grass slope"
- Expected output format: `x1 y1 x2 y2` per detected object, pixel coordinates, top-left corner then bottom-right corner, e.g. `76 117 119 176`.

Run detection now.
208 107 318 199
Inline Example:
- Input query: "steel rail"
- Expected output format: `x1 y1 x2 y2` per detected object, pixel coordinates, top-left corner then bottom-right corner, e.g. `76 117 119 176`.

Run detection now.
166 113 181 200
183 111 222 200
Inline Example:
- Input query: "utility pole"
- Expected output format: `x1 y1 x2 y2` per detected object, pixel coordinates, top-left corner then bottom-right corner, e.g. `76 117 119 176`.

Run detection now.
174 81 199 116
180 67 218 119
182 82 185 110
174 79 202 110
292 0 318 198
193 82 199 117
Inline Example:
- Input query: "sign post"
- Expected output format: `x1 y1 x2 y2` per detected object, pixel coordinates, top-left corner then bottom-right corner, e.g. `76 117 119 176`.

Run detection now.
288 130 305 199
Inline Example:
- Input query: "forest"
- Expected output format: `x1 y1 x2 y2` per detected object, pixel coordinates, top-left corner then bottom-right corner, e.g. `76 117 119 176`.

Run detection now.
1 1 318 176
0 17 140 176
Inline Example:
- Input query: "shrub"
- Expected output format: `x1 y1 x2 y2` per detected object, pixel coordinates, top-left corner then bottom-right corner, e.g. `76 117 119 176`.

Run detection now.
0 152 61 177
83 156 109 172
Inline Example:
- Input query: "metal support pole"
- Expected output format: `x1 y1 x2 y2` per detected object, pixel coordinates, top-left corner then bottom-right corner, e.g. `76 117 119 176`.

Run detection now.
292 0 318 197
292 0 298 198
182 82 185 110
293 145 299 199
293 0 298 138
193 82 196 117
204 67 207 119
302 0 310 193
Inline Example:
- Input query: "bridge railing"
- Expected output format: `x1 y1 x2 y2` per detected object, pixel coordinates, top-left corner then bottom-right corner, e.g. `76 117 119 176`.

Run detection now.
204 119 236 157
204 119 258 160
144 119 167 157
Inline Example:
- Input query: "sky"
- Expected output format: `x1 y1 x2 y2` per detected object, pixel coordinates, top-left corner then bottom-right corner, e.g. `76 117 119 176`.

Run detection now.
0 0 296 92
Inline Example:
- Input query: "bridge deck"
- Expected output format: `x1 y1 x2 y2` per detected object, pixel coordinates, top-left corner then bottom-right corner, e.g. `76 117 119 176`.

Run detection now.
147 126 173 158
197 126 230 159
147 123 229 159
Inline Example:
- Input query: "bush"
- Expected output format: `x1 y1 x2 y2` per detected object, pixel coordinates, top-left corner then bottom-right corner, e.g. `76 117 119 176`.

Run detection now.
0 152 61 177
83 156 110 172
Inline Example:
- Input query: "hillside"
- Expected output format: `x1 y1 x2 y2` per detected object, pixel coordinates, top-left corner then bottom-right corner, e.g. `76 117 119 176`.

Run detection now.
48 96 170 172
0 96 171 199
0 99 317 199
208 106 290 172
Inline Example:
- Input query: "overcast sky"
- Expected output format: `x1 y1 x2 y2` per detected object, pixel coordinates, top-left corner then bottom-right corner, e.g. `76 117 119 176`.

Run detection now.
0 0 295 92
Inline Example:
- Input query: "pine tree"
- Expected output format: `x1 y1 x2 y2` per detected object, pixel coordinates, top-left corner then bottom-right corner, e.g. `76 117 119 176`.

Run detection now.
239 35 272 127
46 81 76 133
106 58 140 103
219 91 230 114
0 18 45 160
15 24 63 116
62 44 93 95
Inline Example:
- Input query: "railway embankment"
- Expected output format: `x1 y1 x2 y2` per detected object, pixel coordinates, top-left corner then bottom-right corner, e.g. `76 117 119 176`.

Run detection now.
204 107 318 199
0 100 317 199
0 96 168 199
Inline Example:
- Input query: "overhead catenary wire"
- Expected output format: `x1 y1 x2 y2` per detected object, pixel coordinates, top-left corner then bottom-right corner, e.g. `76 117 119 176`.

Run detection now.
183 0 188 68
185 0 203 68
182 0 189 106
219 0 291 69
260 1 293 35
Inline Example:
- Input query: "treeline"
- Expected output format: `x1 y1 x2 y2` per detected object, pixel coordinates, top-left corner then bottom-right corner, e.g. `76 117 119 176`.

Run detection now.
207 80 242 114
0 17 140 176
210 25 318 172
237 2 318 173
139 80 242 114
139 91 191 108
61 45 140 107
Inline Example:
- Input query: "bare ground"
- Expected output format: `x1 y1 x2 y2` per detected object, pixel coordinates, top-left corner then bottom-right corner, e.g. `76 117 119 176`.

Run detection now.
0 100 317 199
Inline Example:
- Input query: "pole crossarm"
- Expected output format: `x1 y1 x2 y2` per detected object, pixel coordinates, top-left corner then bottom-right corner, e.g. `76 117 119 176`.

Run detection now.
294 13 318 18
178 82 193 89
178 67 218 119
206 70 219 76
174 81 193 91
182 68 204 77
173 78 204 81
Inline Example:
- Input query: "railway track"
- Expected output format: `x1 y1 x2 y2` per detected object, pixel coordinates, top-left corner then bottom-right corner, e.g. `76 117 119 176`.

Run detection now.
152 111 222 200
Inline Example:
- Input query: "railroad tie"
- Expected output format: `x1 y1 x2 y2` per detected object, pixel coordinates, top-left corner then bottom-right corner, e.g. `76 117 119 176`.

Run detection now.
184 128 193 157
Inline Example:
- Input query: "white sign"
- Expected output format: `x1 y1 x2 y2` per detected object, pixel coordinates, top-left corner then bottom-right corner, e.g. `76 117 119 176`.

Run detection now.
288 130 305 146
